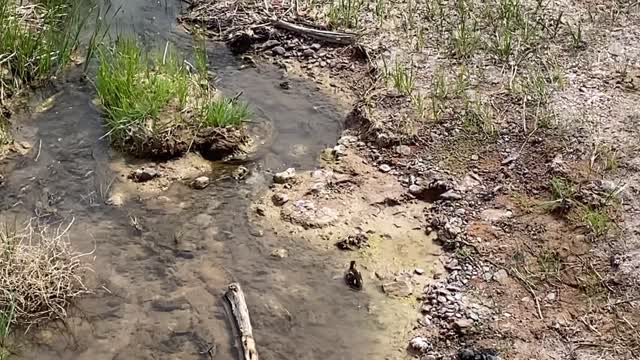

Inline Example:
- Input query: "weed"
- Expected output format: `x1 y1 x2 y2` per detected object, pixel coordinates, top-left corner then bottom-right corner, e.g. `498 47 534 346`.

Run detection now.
450 0 479 59
200 97 251 127
583 209 610 238
537 249 561 278
0 298 14 360
430 95 446 122
411 92 428 119
390 60 415 96
327 0 364 29
415 27 426 52
432 67 449 100
454 64 470 95
193 33 209 84
550 177 575 201
461 96 496 137
567 21 587 50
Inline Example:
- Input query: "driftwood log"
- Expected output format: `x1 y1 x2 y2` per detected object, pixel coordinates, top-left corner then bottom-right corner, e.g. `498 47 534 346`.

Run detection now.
272 20 357 45
225 283 259 360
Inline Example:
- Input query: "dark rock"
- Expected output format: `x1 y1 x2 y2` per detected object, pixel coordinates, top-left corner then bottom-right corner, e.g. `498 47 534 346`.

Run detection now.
272 193 289 206
262 39 281 49
302 49 315 57
279 81 290 89
128 168 159 182
335 233 368 250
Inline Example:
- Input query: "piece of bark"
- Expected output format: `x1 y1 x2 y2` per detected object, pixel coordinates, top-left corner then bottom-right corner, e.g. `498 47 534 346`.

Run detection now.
272 20 356 45
225 283 259 360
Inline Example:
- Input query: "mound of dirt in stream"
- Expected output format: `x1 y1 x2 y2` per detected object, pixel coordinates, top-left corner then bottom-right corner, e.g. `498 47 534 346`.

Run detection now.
115 123 250 161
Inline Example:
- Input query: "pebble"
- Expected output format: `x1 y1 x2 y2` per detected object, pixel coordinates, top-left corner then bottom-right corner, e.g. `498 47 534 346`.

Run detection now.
409 336 432 353
191 176 210 189
396 145 412 156
383 280 413 297
270 248 288 258
415 268 425 275
311 43 321 50
129 168 159 183
273 168 297 184
493 269 509 284
272 46 286 56
379 164 392 173
440 190 462 200
302 49 315 57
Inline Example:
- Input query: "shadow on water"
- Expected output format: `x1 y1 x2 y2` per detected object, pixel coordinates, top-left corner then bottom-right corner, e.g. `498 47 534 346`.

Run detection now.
0 0 408 360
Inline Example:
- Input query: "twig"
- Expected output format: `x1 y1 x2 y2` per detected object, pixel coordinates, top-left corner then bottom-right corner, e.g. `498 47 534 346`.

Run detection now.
272 20 357 45
601 296 640 309
511 267 544 320
34 139 42 162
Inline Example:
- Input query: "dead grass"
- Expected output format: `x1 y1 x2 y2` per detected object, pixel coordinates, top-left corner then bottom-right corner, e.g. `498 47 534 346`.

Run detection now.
0 219 92 327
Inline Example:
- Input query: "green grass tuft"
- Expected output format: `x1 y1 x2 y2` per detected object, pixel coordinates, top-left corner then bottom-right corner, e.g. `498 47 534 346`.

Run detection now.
200 98 251 128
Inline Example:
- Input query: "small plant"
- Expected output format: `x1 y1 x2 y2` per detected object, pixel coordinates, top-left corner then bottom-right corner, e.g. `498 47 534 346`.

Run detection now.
454 64 470 95
327 0 364 29
537 249 561 278
374 0 386 24
461 96 496 137
193 34 209 84
550 177 575 200
0 298 14 360
411 92 428 119
432 67 449 100
567 21 586 50
583 209 610 238
390 60 415 96
415 26 426 52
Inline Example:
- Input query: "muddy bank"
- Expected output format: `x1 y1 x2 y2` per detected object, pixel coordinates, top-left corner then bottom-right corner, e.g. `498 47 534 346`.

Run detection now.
182 0 640 358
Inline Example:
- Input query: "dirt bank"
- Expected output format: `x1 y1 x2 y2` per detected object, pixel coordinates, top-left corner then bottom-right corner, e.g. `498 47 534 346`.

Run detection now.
184 0 640 358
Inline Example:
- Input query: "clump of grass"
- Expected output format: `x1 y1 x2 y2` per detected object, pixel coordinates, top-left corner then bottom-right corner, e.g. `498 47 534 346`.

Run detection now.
389 60 415 96
0 220 92 326
0 300 14 360
0 0 85 96
583 209 610 238
461 96 496 137
95 37 249 157
200 98 250 127
327 0 364 29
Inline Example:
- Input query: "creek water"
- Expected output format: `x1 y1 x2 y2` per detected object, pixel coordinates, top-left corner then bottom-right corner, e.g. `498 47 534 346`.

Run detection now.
0 0 414 359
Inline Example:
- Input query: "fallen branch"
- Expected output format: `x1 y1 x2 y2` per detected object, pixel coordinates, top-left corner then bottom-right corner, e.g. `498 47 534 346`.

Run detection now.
225 283 259 360
511 267 544 320
272 20 357 45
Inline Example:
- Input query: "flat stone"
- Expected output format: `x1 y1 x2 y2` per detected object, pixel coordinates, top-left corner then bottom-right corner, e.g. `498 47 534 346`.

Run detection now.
382 280 413 297
454 318 474 329
379 164 392 173
274 168 296 184
262 39 281 49
480 208 513 222
311 43 321 50
414 268 425 275
281 200 338 228
493 269 509 284
439 190 462 200
191 176 210 189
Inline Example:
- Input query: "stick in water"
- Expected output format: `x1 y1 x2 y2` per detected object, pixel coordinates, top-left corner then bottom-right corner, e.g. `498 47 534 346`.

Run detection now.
225 283 259 360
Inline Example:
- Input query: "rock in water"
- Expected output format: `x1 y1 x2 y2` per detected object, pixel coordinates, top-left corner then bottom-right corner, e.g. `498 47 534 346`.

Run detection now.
273 168 297 184
335 233 369 250
191 176 210 189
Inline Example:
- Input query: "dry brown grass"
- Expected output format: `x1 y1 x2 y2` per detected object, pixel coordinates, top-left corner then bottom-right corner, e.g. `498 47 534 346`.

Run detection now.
0 218 93 327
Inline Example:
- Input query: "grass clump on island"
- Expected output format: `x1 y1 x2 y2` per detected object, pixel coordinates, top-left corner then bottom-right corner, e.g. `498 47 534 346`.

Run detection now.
0 220 91 357
95 37 251 160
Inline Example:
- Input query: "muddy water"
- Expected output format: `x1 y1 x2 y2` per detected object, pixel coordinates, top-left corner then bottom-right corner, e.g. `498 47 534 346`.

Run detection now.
0 1 415 360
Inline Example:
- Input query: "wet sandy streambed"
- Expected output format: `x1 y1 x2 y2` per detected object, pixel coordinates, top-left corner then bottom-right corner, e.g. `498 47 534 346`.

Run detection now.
0 0 427 359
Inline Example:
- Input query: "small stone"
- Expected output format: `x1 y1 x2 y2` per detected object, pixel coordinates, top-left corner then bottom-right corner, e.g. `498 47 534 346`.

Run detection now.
262 39 281 49
379 164 392 173
338 135 358 145
396 145 411 156
480 208 513 222
471 154 479 161
191 176 210 189
415 268 425 275
311 43 321 50
409 184 422 195
302 49 315 57
279 81 290 89
271 193 289 206
483 272 493 281
454 318 474 330
545 292 557 302
382 280 413 297
274 168 296 184
333 144 347 157
439 190 462 200
128 168 159 183
270 248 288 258
272 46 286 56
493 269 509 284
409 336 432 353
255 205 266 216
